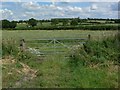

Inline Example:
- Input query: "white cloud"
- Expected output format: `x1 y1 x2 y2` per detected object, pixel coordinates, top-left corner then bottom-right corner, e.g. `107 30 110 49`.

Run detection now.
22 1 40 10
20 1 83 19
67 6 82 12
91 4 98 10
56 6 63 10
0 8 13 19
1 2 118 20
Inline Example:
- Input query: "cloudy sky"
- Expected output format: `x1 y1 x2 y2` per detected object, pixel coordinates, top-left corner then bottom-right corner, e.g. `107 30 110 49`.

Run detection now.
0 1 119 20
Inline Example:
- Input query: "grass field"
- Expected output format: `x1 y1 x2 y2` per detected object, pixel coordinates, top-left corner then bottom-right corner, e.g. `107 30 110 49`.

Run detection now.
2 30 118 55
2 30 119 88
2 30 118 40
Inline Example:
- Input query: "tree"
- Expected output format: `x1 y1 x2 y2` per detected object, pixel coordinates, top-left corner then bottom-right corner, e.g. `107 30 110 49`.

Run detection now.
70 19 78 26
28 18 37 27
2 20 17 29
51 19 59 26
114 19 120 23
9 21 17 28
63 20 68 26
19 20 24 23
2 19 10 28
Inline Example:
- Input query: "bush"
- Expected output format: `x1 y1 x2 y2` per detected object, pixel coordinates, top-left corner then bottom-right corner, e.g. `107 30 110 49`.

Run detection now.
69 35 120 67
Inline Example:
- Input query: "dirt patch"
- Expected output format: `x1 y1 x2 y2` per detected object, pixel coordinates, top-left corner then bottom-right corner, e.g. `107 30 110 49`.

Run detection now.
19 62 38 78
88 61 118 71
2 56 16 65
2 56 38 87
14 62 38 87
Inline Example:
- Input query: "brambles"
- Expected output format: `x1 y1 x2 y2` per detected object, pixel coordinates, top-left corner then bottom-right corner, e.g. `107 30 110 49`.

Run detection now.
69 34 119 67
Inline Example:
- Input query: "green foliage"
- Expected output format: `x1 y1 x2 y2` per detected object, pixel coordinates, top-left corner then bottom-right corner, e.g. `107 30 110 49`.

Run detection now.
70 19 78 26
62 20 68 26
69 35 120 66
2 39 19 57
2 20 17 29
17 51 38 62
10 21 17 28
28 18 37 27
2 31 119 88
51 19 59 26
2 18 119 30
2 19 10 28
2 39 38 62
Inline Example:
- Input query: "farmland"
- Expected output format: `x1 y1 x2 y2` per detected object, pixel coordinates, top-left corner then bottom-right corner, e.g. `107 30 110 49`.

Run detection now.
2 30 118 40
2 30 119 88
1 1 120 89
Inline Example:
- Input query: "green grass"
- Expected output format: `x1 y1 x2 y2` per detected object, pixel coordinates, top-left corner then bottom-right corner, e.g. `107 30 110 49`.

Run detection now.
2 30 119 88
15 23 28 29
2 30 118 40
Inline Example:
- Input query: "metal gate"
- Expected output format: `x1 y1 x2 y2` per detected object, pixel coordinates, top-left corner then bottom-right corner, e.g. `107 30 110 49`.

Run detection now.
26 36 89 56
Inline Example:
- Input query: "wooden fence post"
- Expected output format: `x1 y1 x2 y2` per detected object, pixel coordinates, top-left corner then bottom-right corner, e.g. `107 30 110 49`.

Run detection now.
88 34 91 41
20 39 26 52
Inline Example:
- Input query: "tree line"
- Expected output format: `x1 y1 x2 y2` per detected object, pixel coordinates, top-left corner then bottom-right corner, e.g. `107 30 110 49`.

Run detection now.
1 18 120 30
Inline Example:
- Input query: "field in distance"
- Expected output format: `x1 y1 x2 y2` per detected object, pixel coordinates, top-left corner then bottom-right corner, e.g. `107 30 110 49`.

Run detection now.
2 30 118 40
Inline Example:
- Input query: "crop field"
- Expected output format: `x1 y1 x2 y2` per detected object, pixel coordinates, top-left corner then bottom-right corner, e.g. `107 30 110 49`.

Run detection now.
2 30 119 88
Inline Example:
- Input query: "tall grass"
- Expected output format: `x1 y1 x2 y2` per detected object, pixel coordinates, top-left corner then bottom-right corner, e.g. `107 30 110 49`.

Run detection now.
69 33 120 67
2 39 19 58
2 39 38 61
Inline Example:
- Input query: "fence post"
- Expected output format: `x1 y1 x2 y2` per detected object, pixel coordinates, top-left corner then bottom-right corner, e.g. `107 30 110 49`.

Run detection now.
88 34 91 41
20 39 26 52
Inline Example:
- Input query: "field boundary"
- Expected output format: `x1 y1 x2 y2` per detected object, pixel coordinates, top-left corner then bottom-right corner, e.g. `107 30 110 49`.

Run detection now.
25 35 90 56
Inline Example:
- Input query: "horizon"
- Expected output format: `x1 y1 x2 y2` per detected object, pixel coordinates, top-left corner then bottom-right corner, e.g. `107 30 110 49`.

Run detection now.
1 17 119 22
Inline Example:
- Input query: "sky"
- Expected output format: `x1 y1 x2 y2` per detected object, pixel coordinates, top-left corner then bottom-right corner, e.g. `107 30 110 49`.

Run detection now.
0 1 119 20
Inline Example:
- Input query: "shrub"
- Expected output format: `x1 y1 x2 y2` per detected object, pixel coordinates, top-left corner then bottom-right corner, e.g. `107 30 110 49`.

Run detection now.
69 35 119 67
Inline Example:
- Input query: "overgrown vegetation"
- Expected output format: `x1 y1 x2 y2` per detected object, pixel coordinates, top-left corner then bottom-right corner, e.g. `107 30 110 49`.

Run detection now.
2 39 38 61
69 33 120 67
2 31 119 88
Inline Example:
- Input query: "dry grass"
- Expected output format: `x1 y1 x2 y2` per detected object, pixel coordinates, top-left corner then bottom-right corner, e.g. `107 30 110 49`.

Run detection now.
2 56 38 88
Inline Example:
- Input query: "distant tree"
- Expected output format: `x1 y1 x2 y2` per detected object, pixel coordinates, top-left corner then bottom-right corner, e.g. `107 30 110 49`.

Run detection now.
19 20 24 23
28 18 37 27
63 20 68 26
114 19 120 23
77 17 83 24
2 19 10 28
51 19 59 26
70 19 78 26
2 20 17 29
38 20 42 25
9 21 17 28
